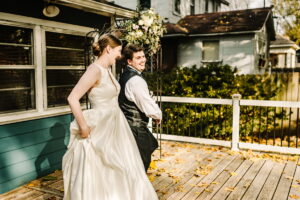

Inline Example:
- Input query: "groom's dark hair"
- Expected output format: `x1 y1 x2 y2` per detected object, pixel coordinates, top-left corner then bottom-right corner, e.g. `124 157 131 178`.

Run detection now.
123 44 144 61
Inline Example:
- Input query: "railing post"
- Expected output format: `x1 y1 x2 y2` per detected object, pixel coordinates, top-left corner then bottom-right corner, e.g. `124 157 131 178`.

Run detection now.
232 94 241 151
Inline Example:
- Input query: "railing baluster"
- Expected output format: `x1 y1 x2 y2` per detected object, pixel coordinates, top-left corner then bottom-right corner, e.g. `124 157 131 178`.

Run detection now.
266 107 269 145
206 105 209 138
212 106 215 138
200 105 203 138
288 107 292 147
251 106 255 143
188 104 191 137
219 105 222 139
258 107 262 144
273 107 277 146
296 108 299 148
280 107 284 147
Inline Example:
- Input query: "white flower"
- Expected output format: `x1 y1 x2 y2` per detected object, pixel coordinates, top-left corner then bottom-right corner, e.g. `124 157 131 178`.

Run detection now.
138 20 144 26
136 30 143 37
132 24 139 30
142 26 148 31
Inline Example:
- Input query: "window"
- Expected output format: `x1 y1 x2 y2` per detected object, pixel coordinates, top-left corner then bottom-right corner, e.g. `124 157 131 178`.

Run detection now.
0 25 35 113
202 41 219 61
205 0 209 13
190 0 195 15
0 20 90 122
296 50 300 63
140 0 151 10
45 32 86 107
174 0 181 14
277 53 286 67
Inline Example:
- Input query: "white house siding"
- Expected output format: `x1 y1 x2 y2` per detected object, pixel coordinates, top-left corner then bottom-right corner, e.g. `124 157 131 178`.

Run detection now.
177 38 202 67
176 35 257 74
270 47 297 68
151 0 173 21
114 0 138 10
221 35 255 74
151 0 221 23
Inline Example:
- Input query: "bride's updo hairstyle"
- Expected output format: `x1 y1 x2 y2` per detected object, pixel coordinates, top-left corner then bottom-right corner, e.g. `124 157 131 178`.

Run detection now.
92 33 122 57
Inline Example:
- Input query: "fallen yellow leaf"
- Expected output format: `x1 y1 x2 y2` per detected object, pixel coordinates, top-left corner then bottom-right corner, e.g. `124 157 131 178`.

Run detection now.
289 194 300 199
230 172 237 176
148 175 155 182
225 187 235 191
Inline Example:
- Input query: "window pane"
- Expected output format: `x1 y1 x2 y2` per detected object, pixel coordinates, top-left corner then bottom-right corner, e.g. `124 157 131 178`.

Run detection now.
46 32 85 49
0 69 35 113
0 25 32 44
0 45 32 65
0 25 33 65
47 70 86 107
46 48 84 66
174 0 181 13
202 41 219 60
46 32 86 66
278 54 286 67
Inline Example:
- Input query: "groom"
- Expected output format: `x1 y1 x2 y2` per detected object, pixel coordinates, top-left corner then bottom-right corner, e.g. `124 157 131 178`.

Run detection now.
118 44 162 171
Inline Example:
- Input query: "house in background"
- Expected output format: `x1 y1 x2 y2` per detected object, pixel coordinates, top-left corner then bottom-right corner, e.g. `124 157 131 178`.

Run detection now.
270 35 299 70
162 7 276 74
113 0 229 23
0 0 134 194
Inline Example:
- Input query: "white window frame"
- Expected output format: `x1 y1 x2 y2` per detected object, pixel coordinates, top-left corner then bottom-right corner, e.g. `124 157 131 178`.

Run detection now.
0 12 93 125
173 0 181 15
201 40 221 63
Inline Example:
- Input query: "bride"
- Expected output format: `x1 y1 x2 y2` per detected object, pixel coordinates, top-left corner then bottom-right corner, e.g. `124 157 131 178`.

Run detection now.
62 33 158 200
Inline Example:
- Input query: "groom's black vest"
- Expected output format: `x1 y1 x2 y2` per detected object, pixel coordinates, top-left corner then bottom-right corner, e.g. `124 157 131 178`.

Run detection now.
118 67 149 127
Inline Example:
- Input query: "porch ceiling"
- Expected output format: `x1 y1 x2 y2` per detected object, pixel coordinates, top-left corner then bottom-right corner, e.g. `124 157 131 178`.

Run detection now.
54 0 136 18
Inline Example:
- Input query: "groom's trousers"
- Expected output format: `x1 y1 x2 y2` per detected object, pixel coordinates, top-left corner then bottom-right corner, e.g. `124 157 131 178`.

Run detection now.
130 125 158 171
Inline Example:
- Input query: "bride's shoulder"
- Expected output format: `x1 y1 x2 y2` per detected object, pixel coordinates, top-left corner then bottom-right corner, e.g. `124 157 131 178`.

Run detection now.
87 63 103 73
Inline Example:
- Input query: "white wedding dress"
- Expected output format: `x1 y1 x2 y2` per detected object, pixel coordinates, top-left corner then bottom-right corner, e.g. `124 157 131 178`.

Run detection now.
62 64 158 200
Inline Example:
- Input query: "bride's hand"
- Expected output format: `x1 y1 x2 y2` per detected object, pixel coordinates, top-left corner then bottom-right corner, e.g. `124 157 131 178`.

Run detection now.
79 125 91 138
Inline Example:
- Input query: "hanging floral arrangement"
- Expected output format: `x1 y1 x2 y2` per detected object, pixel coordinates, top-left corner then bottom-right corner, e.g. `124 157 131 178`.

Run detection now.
120 8 166 55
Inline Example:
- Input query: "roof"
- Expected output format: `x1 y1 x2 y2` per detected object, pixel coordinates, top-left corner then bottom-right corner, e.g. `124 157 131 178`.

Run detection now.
271 35 296 45
165 7 275 40
271 35 300 49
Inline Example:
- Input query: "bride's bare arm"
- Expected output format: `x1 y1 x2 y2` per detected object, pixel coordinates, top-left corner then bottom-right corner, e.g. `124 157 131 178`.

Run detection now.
67 65 101 138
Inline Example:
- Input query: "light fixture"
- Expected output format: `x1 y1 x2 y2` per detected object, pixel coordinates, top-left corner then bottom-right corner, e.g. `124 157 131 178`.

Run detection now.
43 4 60 17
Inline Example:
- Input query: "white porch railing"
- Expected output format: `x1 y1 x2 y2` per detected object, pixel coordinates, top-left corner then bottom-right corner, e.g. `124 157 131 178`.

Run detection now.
153 95 300 155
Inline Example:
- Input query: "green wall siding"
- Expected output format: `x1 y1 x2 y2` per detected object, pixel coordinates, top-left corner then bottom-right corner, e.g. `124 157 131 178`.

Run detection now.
0 114 71 194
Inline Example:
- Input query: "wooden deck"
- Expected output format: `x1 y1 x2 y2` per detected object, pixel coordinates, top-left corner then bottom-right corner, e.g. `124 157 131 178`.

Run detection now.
1 140 300 200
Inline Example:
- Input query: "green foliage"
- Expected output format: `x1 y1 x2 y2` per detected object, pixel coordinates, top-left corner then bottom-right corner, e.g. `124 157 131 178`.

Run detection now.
144 65 284 140
272 0 300 45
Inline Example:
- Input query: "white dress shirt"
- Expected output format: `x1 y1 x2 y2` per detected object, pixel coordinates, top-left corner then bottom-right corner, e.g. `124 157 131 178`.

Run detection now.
125 66 162 120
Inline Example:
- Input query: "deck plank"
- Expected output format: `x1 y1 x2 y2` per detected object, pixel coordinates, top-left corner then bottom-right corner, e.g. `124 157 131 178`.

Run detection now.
158 151 225 199
211 159 253 200
273 161 297 200
226 159 265 200
166 151 233 200
256 161 285 200
287 159 300 200
196 155 245 200
241 160 274 200
181 154 237 200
